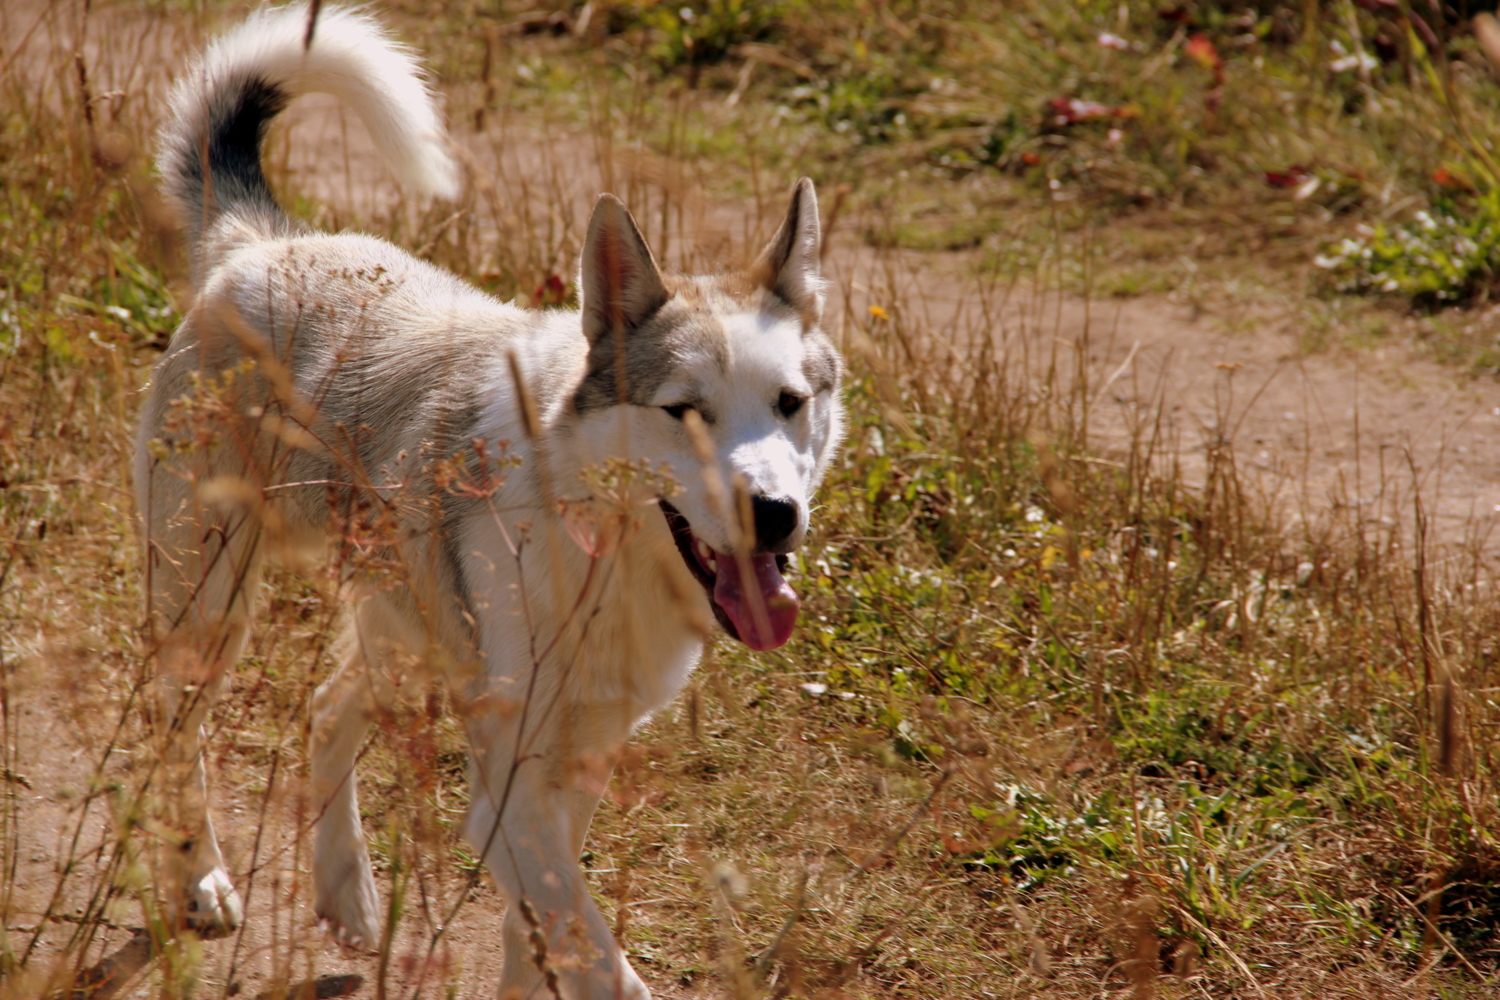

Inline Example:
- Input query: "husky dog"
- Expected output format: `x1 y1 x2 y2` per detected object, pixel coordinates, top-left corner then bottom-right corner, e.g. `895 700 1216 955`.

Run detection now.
136 6 843 997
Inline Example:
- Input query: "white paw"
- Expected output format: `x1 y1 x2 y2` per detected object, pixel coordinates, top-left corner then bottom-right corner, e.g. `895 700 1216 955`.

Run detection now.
183 867 243 938
613 950 652 1000
314 862 382 952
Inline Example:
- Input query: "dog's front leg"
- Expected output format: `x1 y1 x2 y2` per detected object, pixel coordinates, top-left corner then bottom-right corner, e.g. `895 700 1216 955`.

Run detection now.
468 714 650 1000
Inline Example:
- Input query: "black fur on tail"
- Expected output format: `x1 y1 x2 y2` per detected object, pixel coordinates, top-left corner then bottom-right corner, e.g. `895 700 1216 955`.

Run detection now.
162 75 294 282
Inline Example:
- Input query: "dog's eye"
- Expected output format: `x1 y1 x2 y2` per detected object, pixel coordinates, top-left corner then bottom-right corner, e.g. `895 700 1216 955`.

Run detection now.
777 392 805 418
663 403 694 421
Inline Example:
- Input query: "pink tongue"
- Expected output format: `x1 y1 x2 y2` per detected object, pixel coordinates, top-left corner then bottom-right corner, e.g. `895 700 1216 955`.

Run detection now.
713 553 800 651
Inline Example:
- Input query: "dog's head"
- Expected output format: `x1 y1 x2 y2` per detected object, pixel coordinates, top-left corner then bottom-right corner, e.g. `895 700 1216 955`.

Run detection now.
568 179 845 652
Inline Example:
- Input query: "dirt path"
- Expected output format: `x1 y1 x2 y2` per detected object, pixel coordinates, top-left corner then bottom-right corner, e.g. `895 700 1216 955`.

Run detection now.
17 0 1492 560
829 251 1500 559
1071 296 1500 556
10 0 1497 558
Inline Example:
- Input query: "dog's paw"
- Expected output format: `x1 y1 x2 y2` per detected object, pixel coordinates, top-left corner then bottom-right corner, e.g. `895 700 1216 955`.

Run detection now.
612 950 653 1000
183 867 244 938
314 872 382 953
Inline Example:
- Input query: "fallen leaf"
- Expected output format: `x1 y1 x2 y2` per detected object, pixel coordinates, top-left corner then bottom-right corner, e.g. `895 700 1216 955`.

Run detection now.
1048 97 1139 126
1264 164 1311 189
532 273 567 306
1432 166 1473 191
1186 32 1222 70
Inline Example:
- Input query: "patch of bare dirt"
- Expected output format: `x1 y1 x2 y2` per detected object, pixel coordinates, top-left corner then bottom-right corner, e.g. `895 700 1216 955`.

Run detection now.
827 248 1500 556
1077 297 1500 555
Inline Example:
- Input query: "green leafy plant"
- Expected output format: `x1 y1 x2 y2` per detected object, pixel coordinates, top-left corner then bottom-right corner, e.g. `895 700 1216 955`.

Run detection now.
641 0 786 77
1315 197 1500 304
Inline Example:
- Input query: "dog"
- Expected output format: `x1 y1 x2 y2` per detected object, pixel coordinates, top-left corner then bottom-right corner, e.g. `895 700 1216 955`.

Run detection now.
135 5 843 997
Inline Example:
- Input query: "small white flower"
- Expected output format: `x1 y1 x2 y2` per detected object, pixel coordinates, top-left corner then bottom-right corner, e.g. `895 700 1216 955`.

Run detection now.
1328 52 1377 73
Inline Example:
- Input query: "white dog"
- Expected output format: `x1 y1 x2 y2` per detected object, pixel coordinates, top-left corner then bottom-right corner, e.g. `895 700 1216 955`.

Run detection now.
135 5 843 997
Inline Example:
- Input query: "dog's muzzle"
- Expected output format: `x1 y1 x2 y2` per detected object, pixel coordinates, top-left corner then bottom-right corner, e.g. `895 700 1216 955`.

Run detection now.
658 500 799 651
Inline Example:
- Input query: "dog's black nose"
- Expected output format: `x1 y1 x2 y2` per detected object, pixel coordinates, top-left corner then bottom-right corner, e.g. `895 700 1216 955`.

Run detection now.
751 495 800 553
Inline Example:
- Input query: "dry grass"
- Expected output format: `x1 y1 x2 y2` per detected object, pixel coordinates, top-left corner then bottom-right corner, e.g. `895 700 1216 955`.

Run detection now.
5 1 1500 998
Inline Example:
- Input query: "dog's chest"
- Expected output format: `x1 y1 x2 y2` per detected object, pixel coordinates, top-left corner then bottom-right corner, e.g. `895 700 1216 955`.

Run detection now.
460 515 705 717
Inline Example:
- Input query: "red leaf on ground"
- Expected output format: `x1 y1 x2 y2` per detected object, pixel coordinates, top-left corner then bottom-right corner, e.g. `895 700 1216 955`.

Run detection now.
1186 33 1222 71
1265 165 1311 189
1432 167 1471 191
1048 97 1138 126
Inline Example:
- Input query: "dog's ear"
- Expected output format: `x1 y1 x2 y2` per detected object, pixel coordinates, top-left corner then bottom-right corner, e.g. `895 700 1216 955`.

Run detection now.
579 194 671 346
753 177 823 322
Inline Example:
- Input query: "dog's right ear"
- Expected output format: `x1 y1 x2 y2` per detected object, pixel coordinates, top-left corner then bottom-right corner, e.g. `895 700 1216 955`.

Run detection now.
579 194 671 347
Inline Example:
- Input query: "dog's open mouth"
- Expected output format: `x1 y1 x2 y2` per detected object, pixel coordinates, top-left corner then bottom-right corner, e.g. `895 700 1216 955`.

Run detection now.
659 500 799 651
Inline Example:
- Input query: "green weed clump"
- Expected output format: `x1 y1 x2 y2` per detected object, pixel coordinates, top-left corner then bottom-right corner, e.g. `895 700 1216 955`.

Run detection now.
1315 200 1500 303
638 0 786 75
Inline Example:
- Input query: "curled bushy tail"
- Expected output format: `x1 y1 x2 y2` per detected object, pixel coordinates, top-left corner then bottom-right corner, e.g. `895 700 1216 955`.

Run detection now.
157 5 458 280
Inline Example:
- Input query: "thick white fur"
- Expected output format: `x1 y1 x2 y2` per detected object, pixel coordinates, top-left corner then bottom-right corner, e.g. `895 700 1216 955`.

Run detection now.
138 8 842 1000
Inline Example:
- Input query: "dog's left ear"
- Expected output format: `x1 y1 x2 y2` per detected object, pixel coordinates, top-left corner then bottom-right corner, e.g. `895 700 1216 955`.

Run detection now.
753 177 823 323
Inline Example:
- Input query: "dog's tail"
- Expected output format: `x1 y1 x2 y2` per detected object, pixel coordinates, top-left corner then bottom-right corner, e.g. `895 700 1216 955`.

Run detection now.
157 5 459 279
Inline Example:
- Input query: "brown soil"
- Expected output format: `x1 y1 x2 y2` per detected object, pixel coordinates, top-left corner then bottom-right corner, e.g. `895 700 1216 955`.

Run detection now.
828 254 1500 558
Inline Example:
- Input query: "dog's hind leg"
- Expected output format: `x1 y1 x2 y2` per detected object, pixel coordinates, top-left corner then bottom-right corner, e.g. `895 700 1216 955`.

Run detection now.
143 480 262 937
309 618 395 951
